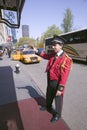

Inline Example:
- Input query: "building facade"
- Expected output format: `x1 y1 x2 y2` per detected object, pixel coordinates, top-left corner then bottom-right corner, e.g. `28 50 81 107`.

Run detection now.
0 23 8 45
22 25 29 37
0 10 17 46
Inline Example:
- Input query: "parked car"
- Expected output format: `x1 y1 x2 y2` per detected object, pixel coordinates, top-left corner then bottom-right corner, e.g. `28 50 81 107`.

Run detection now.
20 50 41 63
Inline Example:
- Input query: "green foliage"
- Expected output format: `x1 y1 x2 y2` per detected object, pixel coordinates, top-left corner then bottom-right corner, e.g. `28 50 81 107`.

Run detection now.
43 24 62 38
38 42 44 48
40 24 63 44
61 8 73 33
15 37 36 47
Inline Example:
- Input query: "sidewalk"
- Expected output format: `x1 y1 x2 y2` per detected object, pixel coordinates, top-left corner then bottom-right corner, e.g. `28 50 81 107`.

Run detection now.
0 57 70 130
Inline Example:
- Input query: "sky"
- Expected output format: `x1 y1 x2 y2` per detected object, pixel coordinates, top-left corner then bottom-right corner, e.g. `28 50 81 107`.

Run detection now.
16 0 87 39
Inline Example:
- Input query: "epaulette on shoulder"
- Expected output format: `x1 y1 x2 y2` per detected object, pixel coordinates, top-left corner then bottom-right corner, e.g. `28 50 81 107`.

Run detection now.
65 53 72 60
65 53 73 69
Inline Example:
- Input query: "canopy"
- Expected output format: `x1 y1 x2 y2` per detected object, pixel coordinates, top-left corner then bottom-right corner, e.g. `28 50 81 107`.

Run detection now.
0 0 25 28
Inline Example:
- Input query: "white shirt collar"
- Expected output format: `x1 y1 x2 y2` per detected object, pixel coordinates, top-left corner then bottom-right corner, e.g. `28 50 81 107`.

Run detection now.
56 50 63 56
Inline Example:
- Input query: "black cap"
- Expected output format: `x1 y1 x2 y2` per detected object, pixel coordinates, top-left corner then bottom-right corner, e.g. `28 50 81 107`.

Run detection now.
51 35 65 45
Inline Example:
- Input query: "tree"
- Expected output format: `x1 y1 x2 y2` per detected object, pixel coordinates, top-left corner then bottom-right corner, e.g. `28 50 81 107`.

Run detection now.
16 37 36 47
61 8 73 33
43 24 62 38
40 24 62 45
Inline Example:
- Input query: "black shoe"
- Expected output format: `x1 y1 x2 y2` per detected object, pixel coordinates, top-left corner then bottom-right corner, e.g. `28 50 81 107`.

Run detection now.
50 115 60 123
40 106 46 111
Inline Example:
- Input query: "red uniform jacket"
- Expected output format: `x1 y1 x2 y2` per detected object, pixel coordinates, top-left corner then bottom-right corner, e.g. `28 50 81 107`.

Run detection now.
40 51 72 95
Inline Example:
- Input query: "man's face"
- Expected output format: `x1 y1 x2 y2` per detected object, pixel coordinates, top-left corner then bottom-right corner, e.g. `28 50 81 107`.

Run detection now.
52 43 62 53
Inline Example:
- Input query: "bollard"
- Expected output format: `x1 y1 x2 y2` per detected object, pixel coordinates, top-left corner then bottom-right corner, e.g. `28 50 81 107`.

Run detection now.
15 64 20 73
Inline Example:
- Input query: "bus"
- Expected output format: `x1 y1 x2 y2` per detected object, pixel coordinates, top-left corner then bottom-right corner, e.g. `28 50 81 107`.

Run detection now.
45 35 80 59
59 28 87 62
45 28 87 62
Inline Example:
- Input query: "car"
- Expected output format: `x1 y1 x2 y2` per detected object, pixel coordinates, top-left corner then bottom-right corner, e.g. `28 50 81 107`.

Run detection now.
11 50 21 60
37 48 45 53
20 50 41 63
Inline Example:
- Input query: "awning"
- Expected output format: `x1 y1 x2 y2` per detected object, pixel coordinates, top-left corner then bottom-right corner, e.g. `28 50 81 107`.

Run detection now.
0 0 25 28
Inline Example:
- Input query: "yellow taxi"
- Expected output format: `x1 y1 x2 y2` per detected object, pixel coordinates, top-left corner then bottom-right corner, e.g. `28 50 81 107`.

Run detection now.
11 50 21 60
20 50 41 63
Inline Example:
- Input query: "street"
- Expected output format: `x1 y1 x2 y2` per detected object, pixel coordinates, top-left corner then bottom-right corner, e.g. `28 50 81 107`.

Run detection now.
0 54 87 130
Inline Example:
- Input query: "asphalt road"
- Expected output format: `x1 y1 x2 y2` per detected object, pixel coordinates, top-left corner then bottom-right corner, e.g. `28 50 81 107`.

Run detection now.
0 54 87 130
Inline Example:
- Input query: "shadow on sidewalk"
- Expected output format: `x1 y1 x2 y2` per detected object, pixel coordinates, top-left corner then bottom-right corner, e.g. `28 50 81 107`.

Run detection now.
0 66 24 130
17 85 46 107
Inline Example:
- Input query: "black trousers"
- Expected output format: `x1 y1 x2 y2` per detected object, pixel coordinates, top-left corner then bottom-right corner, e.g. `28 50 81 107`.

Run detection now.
46 80 63 117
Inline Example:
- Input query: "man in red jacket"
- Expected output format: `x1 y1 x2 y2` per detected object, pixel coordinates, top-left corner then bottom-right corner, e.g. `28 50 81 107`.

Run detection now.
34 35 72 123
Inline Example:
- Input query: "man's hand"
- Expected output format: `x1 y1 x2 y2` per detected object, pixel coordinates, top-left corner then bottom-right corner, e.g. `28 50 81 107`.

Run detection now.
30 45 38 53
29 45 34 49
33 48 38 53
56 90 62 96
